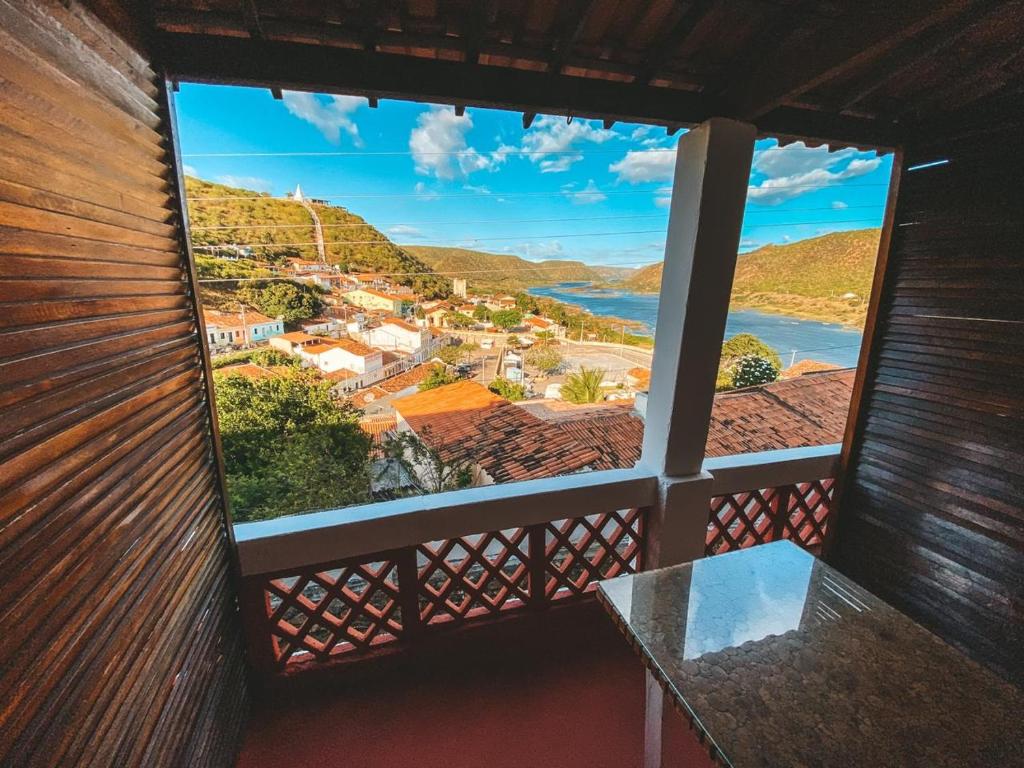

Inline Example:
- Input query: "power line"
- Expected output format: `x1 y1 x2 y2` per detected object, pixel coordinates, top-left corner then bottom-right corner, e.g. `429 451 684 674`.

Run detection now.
195 258 663 283
187 182 888 202
183 148 678 157
191 218 880 249
186 205 884 231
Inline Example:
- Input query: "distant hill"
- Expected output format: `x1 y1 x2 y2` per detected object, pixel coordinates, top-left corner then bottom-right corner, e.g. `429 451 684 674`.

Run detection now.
621 228 881 325
404 245 609 293
185 177 449 298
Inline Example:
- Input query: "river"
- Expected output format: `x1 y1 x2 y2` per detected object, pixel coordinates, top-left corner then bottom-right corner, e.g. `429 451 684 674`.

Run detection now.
527 283 863 368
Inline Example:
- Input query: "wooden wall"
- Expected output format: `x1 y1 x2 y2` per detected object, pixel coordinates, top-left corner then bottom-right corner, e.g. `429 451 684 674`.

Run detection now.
0 1 248 765
833 124 1024 686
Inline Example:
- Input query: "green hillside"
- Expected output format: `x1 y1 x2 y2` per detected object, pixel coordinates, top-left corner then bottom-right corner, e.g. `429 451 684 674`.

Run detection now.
185 177 449 298
621 228 880 326
404 245 606 293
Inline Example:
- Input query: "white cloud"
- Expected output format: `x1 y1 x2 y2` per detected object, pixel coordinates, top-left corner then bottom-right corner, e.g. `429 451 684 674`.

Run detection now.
182 164 198 177
409 107 508 180
463 184 492 195
832 200 848 209
387 225 422 238
609 148 677 183
521 115 613 173
282 91 364 145
562 179 607 205
630 125 654 141
654 186 673 207
216 175 273 193
502 240 564 259
413 181 440 201
747 142 881 204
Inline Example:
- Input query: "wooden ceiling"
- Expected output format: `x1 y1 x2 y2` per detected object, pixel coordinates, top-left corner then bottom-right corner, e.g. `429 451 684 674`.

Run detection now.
152 0 1024 149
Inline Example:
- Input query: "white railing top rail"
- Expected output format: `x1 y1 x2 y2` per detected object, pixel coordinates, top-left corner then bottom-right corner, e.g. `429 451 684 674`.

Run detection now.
234 467 658 577
702 443 841 495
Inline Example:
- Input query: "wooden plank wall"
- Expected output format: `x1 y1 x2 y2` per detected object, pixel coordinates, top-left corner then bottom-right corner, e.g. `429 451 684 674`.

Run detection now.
833 123 1024 686
0 1 248 765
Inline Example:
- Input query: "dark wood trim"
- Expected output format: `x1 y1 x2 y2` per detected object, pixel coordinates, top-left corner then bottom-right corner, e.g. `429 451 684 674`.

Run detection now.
152 31 901 150
161 78 238 546
824 147 904 558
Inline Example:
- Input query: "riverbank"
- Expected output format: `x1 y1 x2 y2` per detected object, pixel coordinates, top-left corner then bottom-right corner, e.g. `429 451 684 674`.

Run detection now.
528 283 864 368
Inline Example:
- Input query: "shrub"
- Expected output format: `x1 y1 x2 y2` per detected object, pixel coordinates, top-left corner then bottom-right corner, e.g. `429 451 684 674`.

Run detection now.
731 355 780 389
488 377 527 402
418 364 460 391
560 367 606 404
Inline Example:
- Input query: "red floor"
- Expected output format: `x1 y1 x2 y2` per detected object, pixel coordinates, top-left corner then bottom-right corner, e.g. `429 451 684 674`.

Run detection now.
237 601 712 768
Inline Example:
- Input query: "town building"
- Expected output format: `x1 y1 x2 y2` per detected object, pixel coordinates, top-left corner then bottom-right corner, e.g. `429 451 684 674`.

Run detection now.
452 277 468 298
202 307 283 350
297 338 384 376
299 316 343 335
344 287 412 315
268 331 321 355
361 317 430 354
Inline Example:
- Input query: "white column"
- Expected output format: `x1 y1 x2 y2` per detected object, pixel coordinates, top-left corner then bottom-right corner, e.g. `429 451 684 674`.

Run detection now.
641 117 756 479
637 118 755 768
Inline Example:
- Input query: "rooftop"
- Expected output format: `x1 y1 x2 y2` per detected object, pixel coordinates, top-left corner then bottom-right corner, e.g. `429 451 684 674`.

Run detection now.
379 316 423 333
202 307 275 327
393 381 601 483
276 331 319 344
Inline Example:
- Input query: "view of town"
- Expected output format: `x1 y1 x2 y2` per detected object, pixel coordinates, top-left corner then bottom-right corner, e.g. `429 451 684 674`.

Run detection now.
177 85 892 523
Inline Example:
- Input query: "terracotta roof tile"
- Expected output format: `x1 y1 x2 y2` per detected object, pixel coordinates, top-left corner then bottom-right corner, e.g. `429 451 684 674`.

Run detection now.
203 307 275 327
214 363 277 380
380 316 422 333
277 331 319 344
780 359 843 379
393 381 600 483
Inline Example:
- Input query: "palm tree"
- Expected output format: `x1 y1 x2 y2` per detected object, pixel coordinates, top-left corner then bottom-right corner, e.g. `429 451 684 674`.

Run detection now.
560 367 606 404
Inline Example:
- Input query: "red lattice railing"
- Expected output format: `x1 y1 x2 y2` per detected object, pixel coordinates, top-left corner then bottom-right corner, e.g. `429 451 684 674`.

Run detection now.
706 479 834 557
242 508 646 674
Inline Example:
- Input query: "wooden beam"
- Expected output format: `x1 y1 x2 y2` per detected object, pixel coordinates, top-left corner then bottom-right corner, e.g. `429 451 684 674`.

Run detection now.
155 31 899 148
836 0 1009 113
157 31 711 128
547 0 598 75
632 0 714 86
522 111 537 129
717 0 972 120
239 0 264 39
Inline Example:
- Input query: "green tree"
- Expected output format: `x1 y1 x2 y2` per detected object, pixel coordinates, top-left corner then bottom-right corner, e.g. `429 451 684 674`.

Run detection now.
376 429 474 495
238 280 325 324
249 348 300 368
445 311 475 329
720 333 782 371
472 304 492 321
560 367 606 404
514 292 540 313
418 364 460 391
214 369 371 522
525 344 563 376
731 355 780 389
506 334 522 348
491 308 523 331
534 329 556 344
488 377 527 402
438 342 477 366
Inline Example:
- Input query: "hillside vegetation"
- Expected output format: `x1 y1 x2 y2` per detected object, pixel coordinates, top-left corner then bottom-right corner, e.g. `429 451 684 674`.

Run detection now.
622 228 881 326
185 177 449 298
404 245 607 293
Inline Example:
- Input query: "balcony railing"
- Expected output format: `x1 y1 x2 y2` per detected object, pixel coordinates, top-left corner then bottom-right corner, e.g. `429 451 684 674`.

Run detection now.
236 445 839 678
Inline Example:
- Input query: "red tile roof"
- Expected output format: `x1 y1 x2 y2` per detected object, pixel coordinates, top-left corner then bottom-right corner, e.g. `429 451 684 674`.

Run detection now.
276 331 319 344
780 359 843 379
392 381 600 483
380 316 422 333
527 369 856 471
202 307 275 327
331 338 378 356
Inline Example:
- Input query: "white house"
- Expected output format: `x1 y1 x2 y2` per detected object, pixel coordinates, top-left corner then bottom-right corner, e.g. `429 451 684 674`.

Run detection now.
300 316 342 335
269 331 321 355
203 307 283 351
298 338 383 376
361 317 430 354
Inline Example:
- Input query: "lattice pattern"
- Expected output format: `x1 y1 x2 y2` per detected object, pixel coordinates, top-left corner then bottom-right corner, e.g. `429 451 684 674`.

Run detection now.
263 559 402 666
545 508 644 600
417 528 530 625
706 479 835 556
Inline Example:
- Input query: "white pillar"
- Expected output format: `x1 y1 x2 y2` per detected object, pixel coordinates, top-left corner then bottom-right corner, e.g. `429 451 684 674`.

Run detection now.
637 118 755 768
641 118 756 478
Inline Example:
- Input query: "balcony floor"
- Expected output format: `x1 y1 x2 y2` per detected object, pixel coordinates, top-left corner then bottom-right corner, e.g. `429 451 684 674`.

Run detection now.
237 600 713 768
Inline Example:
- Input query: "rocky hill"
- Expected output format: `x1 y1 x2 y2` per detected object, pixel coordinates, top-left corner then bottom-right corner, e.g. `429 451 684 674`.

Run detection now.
621 228 881 325
403 245 609 293
184 177 449 298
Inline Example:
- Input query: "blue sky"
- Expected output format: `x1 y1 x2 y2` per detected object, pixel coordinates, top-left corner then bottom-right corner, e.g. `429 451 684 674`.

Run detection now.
174 84 893 267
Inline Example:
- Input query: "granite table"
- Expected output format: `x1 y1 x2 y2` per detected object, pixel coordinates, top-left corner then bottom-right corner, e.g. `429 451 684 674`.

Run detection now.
597 540 1024 768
